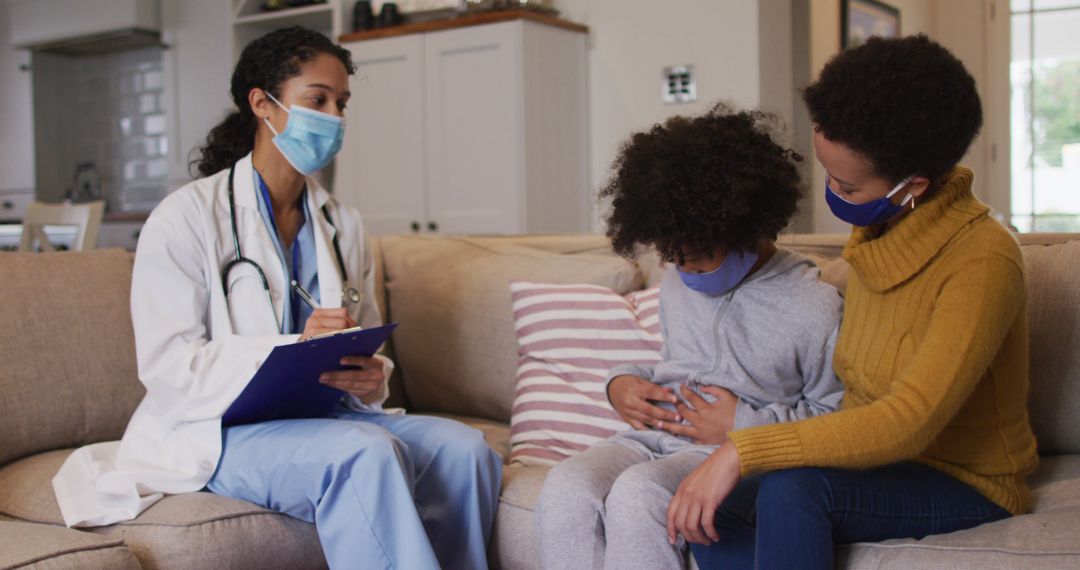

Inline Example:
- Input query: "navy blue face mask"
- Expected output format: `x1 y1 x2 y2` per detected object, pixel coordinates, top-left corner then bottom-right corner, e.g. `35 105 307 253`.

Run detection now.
825 174 914 227
677 249 759 296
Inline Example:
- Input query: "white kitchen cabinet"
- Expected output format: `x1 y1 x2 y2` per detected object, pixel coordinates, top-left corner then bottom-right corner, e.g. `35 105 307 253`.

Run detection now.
336 15 590 235
0 1 35 195
334 34 427 234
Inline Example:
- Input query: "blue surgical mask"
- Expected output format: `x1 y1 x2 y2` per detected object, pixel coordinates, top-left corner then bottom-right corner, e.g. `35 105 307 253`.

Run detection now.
677 249 759 296
263 90 345 175
825 174 914 227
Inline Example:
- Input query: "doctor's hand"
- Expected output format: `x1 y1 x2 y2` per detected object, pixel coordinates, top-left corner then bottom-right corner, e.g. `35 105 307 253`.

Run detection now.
659 385 738 445
299 308 355 341
319 356 386 400
608 375 681 431
667 442 742 546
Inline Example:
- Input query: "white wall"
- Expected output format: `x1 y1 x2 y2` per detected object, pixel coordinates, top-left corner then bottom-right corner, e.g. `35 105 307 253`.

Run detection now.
934 0 1010 223
553 0 773 229
0 0 35 193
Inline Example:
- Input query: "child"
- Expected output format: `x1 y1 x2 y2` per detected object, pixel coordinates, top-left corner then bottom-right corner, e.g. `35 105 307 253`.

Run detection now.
534 104 844 570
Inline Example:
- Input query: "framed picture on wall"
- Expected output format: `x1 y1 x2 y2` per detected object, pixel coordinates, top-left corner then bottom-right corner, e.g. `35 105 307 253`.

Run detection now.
842 0 901 49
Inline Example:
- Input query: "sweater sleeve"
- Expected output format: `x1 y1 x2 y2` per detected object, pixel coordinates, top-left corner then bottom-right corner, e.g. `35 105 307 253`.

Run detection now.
729 253 1024 475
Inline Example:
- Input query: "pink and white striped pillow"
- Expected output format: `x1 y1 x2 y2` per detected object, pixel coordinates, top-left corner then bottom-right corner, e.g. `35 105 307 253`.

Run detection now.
509 281 663 466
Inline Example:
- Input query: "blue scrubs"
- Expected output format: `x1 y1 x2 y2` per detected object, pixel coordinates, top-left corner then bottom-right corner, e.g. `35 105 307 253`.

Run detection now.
252 169 318 334
207 172 503 569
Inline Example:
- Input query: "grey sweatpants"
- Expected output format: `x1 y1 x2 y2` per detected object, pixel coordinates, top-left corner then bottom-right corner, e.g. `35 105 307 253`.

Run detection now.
534 430 714 570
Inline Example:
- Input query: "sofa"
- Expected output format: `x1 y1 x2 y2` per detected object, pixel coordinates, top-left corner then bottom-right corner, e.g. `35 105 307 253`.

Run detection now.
1 233 1078 569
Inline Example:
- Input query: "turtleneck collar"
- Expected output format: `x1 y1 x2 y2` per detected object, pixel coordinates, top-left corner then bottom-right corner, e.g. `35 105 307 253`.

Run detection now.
842 166 989 292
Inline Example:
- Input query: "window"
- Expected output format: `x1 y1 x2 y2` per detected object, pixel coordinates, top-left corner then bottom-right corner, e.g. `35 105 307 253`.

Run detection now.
1011 0 1080 232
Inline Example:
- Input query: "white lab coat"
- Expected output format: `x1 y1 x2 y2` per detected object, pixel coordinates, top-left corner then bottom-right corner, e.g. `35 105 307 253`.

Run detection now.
52 154 390 528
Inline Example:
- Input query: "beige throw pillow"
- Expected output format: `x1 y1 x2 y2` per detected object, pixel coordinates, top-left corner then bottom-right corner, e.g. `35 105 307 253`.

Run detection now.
379 236 643 422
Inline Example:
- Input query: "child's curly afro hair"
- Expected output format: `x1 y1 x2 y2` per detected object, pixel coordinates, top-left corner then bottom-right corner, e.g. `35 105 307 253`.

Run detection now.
601 103 803 264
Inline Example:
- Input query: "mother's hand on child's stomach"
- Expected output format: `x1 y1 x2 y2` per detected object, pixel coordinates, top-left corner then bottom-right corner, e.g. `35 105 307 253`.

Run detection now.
608 375 680 431
659 385 738 445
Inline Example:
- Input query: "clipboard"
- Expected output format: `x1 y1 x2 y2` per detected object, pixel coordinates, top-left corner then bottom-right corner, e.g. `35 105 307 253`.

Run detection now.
222 323 398 427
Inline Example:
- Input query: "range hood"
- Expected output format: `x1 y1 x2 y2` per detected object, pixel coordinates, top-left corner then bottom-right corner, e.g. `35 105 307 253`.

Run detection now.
9 0 162 56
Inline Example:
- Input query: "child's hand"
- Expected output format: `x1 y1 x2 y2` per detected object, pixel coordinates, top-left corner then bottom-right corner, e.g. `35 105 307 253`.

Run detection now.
661 385 738 445
608 375 681 430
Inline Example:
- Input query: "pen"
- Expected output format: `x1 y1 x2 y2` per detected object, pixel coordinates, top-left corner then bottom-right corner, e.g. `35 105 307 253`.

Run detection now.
290 279 320 310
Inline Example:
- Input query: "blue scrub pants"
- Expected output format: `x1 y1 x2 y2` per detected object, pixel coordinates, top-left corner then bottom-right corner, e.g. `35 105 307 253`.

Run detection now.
206 409 503 570
689 462 1010 570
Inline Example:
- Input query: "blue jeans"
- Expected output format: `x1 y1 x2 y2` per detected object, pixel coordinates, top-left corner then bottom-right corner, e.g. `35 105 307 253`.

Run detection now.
207 409 502 570
690 462 1010 570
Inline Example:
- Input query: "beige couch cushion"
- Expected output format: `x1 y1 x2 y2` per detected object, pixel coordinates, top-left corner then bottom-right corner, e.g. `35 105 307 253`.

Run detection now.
484 454 1080 570
838 495 1080 568
0 250 144 466
379 236 643 422
1020 239 1080 454
490 463 550 570
431 413 513 462
0 450 326 570
0 520 142 570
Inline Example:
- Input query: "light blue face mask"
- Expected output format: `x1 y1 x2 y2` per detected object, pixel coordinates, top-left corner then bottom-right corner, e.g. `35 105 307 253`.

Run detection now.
263 90 345 175
677 248 759 296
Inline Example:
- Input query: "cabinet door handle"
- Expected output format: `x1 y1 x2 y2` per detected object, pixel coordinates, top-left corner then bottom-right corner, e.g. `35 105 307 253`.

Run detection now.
410 221 421 233
427 221 438 232
1 200 13 210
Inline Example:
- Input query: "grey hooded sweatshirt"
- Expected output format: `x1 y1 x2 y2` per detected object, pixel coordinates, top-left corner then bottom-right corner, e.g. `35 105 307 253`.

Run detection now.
606 248 845 431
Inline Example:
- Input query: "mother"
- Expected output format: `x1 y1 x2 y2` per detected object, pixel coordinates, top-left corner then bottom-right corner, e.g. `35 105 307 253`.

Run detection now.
671 35 1038 569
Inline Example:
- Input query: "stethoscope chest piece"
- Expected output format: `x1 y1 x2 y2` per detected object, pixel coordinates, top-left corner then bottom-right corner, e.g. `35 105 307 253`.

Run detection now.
345 287 362 304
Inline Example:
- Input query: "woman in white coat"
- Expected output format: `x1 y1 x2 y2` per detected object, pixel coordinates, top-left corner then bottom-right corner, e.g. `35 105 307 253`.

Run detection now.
52 26 502 570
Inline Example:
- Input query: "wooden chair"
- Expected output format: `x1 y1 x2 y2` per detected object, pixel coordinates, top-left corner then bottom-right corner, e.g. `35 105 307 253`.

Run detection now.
18 201 105 252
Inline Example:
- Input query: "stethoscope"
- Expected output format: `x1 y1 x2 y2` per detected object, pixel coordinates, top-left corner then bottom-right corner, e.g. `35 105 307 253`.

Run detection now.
220 164 362 329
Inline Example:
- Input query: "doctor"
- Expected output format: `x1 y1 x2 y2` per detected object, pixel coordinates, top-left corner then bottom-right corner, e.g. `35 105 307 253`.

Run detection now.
52 26 501 570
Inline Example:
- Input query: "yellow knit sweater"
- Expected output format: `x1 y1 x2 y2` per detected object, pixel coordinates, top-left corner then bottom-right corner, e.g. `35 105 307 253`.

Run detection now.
729 167 1039 515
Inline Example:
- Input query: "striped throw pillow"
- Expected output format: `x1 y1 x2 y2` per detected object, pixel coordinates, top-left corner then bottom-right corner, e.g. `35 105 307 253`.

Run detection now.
509 281 663 466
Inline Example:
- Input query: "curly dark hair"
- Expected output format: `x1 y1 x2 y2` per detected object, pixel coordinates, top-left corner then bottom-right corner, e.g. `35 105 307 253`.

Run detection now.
191 26 356 178
601 103 803 264
803 34 982 184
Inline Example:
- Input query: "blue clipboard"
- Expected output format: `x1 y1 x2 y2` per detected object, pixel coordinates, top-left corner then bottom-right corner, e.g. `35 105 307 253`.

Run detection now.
222 323 398 427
